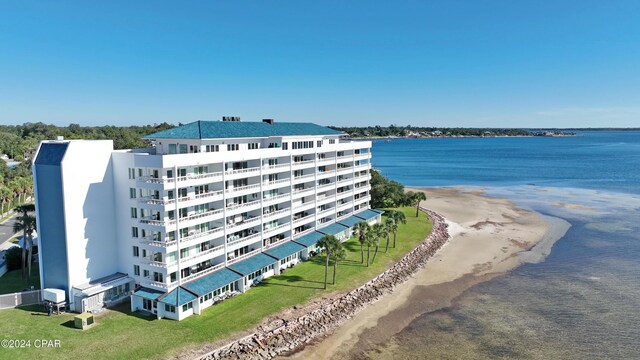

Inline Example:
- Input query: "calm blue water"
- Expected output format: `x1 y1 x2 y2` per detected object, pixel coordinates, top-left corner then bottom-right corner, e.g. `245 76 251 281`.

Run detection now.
365 132 640 359
371 131 640 194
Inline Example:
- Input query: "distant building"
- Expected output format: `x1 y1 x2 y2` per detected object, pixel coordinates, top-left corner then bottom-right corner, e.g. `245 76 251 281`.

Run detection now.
33 119 380 320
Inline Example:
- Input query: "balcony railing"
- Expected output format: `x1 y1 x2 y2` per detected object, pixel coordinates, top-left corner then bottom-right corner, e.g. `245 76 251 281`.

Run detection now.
139 257 169 267
227 249 261 265
263 178 290 187
180 227 223 243
194 190 224 199
225 183 261 194
263 208 290 219
225 167 260 176
180 209 224 222
140 237 177 247
142 279 169 290
140 217 175 226
263 223 289 234
292 174 314 182
226 200 261 211
293 227 314 238
263 163 290 170
293 214 314 224
263 193 290 204
226 216 261 230
292 159 315 167
227 232 261 246
180 244 224 262
181 263 226 283
264 237 291 250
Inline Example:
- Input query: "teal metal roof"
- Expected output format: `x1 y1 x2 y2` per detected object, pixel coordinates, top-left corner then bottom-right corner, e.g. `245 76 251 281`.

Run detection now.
182 268 242 296
317 223 349 236
264 241 306 260
228 253 277 276
355 209 384 221
144 121 344 140
159 287 198 306
293 231 325 247
133 287 164 301
338 215 363 228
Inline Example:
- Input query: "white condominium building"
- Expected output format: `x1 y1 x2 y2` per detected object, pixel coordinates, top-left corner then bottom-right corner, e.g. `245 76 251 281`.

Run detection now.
33 118 381 320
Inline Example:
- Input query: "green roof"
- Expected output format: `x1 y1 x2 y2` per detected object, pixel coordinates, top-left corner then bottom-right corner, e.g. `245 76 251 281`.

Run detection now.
293 231 325 247
317 223 349 236
144 120 344 140
133 287 164 301
228 253 277 276
182 268 242 296
263 241 306 260
355 209 384 221
159 287 198 306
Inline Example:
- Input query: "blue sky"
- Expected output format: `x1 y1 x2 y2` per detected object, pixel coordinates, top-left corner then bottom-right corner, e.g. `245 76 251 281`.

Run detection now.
1 1 639 128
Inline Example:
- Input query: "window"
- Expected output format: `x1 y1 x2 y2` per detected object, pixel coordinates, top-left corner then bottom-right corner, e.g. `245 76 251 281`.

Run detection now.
248 143 259 150
164 304 176 313
170 272 177 282
180 248 189 259
182 302 193 312
129 188 136 199
133 265 140 276
133 246 139 257
130 207 137 219
317 140 322 148
139 168 144 177
153 272 163 282
206 145 219 152
179 144 188 154
131 227 139 238
329 139 336 144
128 168 136 179
168 144 177 154
227 144 239 151
282 142 288 150
143 269 150 278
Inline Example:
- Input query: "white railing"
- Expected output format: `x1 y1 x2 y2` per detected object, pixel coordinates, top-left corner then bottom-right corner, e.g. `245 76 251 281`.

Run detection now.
227 233 261 246
138 196 173 205
189 171 223 181
142 280 169 290
263 178 290 186
264 237 291 250
226 200 261 211
227 217 261 230
225 183 261 194
140 237 177 247
263 163 290 170
317 182 334 190
180 227 223 243
293 214 314 224
292 160 315 167
292 188 314 196
263 223 289 234
181 263 226 283
227 249 261 265
293 174 315 181
181 244 224 262
181 209 224 222
140 258 169 267
263 193 290 203
225 167 260 176
293 227 314 238
140 217 175 226
263 208 290 219
195 190 224 199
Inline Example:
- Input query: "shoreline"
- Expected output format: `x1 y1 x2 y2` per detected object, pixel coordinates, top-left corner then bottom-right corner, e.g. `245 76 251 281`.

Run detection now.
289 187 570 359
186 210 450 360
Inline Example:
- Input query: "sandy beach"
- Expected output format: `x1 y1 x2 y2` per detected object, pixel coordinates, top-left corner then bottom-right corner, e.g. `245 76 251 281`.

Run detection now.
287 187 570 359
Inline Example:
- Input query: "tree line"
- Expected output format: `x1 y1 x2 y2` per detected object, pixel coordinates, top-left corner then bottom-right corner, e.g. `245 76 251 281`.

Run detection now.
330 124 532 138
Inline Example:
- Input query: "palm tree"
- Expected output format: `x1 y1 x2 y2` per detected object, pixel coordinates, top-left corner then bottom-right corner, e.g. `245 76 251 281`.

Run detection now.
412 192 427 217
371 223 386 263
13 204 36 284
317 235 339 289
388 210 406 248
331 245 346 285
353 221 370 264
364 231 375 266
0 187 12 217
384 217 395 252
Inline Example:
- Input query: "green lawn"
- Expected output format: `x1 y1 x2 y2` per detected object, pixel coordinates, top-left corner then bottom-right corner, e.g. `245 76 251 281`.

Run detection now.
0 266 40 294
0 207 431 360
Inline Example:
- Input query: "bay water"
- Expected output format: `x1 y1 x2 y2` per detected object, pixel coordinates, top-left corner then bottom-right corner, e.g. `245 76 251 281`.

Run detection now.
365 132 640 359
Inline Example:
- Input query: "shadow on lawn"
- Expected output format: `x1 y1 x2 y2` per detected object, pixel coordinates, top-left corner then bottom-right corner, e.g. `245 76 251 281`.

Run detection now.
276 274 324 285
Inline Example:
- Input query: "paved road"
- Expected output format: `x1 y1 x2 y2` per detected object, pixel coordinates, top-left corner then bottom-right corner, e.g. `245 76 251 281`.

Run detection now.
0 214 18 250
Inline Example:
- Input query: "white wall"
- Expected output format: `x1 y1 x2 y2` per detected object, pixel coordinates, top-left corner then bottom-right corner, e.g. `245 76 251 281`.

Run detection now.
60 141 119 296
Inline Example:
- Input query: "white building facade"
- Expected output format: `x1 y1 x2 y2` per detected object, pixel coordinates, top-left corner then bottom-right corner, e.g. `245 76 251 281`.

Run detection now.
33 119 381 320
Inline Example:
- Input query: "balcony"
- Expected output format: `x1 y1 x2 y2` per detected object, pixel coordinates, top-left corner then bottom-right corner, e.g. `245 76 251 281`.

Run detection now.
292 174 315 183
138 196 174 206
180 209 224 223
139 257 170 267
293 214 314 224
292 187 314 197
337 167 353 175
293 227 315 238
227 232 261 247
140 217 175 227
141 279 169 290
225 166 260 176
227 249 260 265
194 190 224 200
181 263 226 283
180 227 223 243
316 157 334 165
181 244 225 262
292 160 315 168
262 193 290 205
264 237 291 250
226 200 261 212
225 183 261 194
226 216 261 231
317 182 334 190
263 223 290 234
139 236 177 248
137 171 223 184
263 163 290 171
263 208 290 219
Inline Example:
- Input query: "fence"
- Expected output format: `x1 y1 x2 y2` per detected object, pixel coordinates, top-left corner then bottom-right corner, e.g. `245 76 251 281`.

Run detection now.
0 289 43 310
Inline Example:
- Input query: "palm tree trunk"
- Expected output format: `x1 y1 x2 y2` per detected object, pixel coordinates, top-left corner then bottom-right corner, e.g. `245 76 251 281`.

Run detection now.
332 259 337 285
21 246 27 282
360 243 364 264
393 231 397 248
27 234 33 284
366 246 370 266
415 203 419 217
324 253 329 289
373 244 379 263
385 234 390 252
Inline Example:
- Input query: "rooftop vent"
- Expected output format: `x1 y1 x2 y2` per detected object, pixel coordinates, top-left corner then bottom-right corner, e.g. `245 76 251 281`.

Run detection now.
57 136 64 141
262 119 274 124
222 116 240 122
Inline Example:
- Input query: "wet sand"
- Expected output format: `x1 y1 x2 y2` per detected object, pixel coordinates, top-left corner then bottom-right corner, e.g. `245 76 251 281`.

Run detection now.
287 187 570 359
